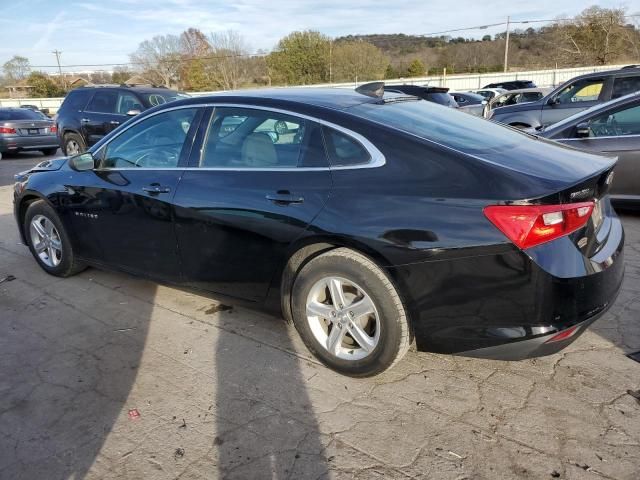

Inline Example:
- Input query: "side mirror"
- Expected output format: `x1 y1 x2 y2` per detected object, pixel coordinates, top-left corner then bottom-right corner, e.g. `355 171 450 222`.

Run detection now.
481 100 488 105
126 109 141 116
576 121 591 138
69 153 95 171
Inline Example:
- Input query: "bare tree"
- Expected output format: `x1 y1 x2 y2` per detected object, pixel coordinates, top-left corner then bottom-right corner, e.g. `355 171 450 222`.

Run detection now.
207 30 250 90
130 35 183 87
3 55 30 83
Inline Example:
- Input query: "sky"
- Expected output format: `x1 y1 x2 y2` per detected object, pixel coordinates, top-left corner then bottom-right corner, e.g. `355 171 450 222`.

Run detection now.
0 0 633 73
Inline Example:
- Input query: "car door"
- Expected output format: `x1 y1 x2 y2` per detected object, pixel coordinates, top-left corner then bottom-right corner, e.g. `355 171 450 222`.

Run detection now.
541 77 609 126
81 89 129 146
66 106 203 280
172 106 333 302
555 102 640 198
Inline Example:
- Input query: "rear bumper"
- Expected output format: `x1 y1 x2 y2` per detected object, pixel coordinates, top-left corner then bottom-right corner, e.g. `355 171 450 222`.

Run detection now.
386 214 625 360
0 135 58 152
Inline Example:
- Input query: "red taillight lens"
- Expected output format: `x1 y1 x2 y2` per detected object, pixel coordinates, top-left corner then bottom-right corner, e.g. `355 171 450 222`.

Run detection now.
545 325 579 343
483 202 594 250
0 126 16 134
49 125 57 133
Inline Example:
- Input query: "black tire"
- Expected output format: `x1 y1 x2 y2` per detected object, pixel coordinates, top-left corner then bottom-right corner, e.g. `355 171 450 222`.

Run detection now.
63 132 86 156
291 248 411 377
41 148 58 156
24 200 86 277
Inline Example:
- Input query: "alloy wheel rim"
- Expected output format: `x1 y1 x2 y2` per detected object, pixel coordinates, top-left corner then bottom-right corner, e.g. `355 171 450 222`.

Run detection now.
67 140 80 155
29 214 62 267
306 276 380 361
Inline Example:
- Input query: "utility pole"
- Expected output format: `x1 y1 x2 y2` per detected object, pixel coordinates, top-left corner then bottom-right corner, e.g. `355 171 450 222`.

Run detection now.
52 50 66 88
503 16 510 73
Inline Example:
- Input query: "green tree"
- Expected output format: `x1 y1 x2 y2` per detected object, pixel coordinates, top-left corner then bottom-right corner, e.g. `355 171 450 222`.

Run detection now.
27 72 65 97
384 64 398 79
266 31 330 85
3 55 30 82
406 59 425 77
331 41 389 83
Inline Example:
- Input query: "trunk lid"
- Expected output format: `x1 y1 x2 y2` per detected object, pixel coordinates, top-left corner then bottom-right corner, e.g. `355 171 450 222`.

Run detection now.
4 119 55 136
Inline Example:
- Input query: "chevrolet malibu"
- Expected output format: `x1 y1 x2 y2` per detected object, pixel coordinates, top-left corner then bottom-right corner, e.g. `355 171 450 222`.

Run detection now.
13 85 624 376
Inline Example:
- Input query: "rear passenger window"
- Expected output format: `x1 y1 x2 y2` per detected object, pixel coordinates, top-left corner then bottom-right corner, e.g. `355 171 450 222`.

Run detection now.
323 128 371 167
612 76 640 99
86 90 118 113
200 107 327 168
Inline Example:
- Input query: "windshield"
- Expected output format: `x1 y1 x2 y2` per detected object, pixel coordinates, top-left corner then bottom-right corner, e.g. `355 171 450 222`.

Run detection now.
349 99 524 155
0 109 47 121
145 92 190 107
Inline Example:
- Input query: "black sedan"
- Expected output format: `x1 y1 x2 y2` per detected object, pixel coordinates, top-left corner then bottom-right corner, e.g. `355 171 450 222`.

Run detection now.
537 91 640 208
13 84 624 376
0 108 58 160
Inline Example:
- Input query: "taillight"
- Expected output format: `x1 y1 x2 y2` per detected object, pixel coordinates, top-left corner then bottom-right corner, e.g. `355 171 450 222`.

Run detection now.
50 125 57 133
0 126 16 134
483 202 594 250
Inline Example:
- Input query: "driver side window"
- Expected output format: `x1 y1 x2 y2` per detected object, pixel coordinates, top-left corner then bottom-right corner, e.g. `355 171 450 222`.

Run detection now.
556 78 604 104
589 104 640 138
101 108 197 169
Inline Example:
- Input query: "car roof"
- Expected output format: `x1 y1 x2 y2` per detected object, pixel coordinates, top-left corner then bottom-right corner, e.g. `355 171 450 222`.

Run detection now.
76 85 181 94
161 87 389 111
569 65 640 80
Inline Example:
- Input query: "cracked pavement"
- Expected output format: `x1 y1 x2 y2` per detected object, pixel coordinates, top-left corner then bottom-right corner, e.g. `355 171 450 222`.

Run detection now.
0 154 639 479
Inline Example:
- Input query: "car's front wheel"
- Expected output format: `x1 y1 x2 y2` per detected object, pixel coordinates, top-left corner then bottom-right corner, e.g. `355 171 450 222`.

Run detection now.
291 248 411 377
24 200 86 277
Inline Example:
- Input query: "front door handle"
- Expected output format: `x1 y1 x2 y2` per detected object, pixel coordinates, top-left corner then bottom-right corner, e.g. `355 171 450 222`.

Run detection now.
81 118 90 123
266 192 304 205
109 120 120 126
142 185 171 194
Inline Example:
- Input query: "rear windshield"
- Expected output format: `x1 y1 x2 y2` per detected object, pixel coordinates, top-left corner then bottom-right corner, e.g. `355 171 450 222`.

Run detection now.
349 100 524 155
0 109 46 121
426 92 457 107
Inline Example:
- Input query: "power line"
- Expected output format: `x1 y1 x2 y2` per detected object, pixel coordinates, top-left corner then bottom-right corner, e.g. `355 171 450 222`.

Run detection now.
22 13 640 70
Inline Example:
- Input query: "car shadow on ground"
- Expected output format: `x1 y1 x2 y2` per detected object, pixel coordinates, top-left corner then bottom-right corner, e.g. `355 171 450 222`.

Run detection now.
0 210 328 478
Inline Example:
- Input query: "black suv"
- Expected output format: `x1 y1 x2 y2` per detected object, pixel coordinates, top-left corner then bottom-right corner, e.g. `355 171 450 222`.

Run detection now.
56 85 188 155
490 66 640 129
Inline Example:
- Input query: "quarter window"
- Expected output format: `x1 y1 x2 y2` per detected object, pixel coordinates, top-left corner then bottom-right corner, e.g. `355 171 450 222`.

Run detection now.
101 108 198 168
323 128 371 167
86 90 118 113
200 107 327 168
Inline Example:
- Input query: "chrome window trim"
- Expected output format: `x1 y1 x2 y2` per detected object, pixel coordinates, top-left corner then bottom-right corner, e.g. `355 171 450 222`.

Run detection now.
557 133 640 141
93 102 386 172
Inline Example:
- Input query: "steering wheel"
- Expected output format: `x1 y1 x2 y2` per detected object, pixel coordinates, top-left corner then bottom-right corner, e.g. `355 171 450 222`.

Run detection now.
133 148 177 167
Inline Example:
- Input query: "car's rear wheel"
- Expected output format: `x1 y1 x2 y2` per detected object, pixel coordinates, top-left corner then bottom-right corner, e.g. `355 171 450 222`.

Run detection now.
24 200 86 277
63 133 85 156
41 148 58 156
291 248 411 377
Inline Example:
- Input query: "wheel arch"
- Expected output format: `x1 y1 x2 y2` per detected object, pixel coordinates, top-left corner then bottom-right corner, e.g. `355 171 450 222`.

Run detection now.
275 235 407 326
16 192 56 244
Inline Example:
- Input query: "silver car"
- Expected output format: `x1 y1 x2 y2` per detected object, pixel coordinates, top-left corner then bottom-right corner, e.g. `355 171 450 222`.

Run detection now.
0 108 58 160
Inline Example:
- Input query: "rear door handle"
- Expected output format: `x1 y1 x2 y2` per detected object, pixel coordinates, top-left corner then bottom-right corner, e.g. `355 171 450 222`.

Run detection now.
142 185 171 194
109 120 120 125
81 118 90 123
266 192 304 205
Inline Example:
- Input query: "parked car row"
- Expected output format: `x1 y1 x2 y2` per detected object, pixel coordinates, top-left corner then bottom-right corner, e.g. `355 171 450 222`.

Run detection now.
13 81 626 377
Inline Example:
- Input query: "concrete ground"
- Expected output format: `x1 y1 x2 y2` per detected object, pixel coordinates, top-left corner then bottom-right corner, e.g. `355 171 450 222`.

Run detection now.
0 151 639 480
